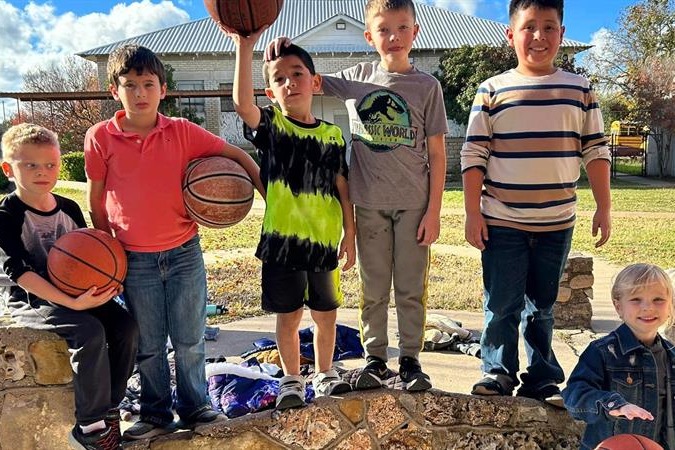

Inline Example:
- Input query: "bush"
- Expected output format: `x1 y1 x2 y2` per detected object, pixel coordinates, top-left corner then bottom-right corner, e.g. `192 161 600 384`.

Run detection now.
59 151 86 182
0 169 9 191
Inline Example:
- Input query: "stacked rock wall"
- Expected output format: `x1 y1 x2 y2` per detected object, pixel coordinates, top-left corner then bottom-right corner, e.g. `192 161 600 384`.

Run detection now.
554 253 594 329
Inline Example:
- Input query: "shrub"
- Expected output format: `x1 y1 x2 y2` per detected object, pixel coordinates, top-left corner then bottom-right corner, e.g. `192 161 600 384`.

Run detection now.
0 169 8 191
59 151 86 182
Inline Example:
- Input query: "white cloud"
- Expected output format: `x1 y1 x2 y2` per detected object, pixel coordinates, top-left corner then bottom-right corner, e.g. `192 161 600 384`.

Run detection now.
427 0 481 16
578 27 612 70
0 0 190 97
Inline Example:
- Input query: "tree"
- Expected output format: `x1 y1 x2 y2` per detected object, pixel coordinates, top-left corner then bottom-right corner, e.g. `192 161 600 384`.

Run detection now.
21 56 103 152
587 0 675 176
435 44 517 125
435 45 589 126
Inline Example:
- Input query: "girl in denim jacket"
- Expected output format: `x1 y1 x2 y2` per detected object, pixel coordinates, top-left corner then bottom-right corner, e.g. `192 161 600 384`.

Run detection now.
562 263 675 449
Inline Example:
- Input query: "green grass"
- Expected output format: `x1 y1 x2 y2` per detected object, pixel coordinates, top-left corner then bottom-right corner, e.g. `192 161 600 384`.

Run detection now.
614 158 644 176
17 181 671 321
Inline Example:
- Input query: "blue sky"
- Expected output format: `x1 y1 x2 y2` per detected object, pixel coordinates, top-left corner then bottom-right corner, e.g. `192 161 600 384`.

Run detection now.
0 0 638 108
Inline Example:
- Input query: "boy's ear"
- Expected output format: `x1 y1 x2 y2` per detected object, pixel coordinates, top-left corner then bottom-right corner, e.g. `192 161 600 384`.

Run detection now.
412 23 419 40
1 161 13 178
364 29 375 47
312 73 322 93
109 83 120 101
160 83 167 100
505 27 515 48
264 87 277 102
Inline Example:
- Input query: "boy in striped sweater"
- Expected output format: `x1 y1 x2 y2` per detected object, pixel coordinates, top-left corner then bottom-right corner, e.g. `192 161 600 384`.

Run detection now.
461 0 611 407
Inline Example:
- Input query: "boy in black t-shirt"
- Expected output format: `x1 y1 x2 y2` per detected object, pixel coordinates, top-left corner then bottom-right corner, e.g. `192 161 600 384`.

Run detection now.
0 123 139 450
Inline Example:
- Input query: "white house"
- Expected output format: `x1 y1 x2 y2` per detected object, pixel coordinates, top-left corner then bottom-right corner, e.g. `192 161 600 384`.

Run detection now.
78 0 588 146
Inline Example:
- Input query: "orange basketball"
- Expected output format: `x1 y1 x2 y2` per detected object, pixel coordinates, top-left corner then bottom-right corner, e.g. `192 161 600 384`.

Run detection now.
595 434 663 450
204 0 284 36
47 229 127 297
183 156 254 228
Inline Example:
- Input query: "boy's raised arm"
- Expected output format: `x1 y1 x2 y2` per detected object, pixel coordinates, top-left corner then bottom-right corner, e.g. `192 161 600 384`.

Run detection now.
228 28 266 130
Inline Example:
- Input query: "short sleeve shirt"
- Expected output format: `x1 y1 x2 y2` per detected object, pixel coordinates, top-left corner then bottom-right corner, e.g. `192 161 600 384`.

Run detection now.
322 61 448 210
244 106 347 271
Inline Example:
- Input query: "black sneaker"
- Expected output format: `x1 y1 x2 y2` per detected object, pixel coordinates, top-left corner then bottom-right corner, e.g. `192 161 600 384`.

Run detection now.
122 420 176 441
69 425 121 450
516 384 565 408
354 356 388 390
104 409 120 440
399 356 432 392
176 405 227 430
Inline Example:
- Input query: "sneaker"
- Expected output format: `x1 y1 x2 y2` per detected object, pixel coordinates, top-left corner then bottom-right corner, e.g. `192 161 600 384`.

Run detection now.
104 409 120 440
517 384 565 408
399 356 432 392
122 420 176 441
69 425 121 450
175 405 227 430
354 356 388 390
276 374 306 410
312 369 352 397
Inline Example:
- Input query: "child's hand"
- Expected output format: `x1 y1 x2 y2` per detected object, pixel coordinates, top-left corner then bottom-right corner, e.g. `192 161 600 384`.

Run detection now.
264 36 292 61
608 403 654 421
72 286 116 310
339 232 356 271
417 211 440 246
592 207 611 248
464 211 488 250
219 24 268 47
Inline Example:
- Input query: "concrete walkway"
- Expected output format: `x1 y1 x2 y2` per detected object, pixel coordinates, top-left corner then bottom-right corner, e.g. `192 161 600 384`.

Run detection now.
205 254 624 395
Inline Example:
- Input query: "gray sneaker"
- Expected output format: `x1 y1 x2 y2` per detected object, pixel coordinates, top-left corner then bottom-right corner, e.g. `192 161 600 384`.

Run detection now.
276 374 306 410
312 369 351 397
122 420 176 441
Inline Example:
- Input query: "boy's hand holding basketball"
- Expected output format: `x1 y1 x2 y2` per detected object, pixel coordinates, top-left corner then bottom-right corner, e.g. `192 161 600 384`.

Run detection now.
70 286 117 311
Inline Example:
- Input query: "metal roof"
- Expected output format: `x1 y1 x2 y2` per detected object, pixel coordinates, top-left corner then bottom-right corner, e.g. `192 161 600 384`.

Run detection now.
78 0 589 57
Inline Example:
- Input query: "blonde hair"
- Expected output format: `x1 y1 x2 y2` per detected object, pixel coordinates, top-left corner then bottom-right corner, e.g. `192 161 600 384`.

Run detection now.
1 123 59 162
365 0 416 25
612 263 674 328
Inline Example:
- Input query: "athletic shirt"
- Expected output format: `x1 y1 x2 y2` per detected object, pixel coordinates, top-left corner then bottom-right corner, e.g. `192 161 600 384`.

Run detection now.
244 106 347 271
0 192 86 306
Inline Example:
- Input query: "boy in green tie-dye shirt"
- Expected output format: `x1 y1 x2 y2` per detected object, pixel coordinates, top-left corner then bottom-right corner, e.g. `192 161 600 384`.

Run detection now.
226 27 356 410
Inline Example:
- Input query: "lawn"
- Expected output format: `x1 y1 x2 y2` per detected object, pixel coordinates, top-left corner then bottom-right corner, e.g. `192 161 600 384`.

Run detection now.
9 179 673 321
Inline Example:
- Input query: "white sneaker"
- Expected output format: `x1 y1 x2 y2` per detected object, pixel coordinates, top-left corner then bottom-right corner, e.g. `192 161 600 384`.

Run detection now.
276 374 306 410
312 369 351 397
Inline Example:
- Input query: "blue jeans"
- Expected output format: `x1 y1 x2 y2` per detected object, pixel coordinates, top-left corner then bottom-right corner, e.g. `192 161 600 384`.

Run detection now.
124 235 208 424
480 226 573 390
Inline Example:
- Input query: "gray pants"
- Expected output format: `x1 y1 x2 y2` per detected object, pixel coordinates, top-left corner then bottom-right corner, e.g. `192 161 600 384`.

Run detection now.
355 206 429 362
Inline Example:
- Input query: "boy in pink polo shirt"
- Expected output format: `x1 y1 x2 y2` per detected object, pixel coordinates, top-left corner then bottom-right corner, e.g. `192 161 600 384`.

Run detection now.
84 44 264 441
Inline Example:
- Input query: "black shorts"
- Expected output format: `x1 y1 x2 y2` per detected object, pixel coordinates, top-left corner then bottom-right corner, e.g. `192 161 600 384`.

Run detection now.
261 263 343 313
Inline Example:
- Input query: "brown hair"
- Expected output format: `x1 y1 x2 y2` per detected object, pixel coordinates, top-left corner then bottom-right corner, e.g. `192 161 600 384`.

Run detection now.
107 44 166 87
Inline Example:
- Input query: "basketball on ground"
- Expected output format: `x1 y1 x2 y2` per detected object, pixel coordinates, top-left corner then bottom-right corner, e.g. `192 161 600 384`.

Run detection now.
183 156 254 228
595 434 663 450
204 0 284 36
47 228 127 297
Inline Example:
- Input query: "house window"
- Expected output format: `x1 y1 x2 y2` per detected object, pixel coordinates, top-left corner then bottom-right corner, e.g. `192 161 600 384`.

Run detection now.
220 83 235 112
176 80 205 117
336 22 346 30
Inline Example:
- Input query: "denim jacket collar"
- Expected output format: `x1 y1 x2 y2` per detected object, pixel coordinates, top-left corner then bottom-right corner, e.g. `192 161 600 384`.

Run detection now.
614 323 646 355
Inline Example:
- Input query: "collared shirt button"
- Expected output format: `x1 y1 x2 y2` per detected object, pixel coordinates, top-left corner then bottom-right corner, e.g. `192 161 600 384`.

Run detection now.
608 402 615 408
136 139 142 144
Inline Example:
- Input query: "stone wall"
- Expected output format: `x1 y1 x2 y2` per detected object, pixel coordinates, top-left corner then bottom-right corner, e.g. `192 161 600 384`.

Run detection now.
554 253 594 329
0 325 74 450
0 325 585 449
129 390 582 450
